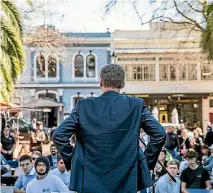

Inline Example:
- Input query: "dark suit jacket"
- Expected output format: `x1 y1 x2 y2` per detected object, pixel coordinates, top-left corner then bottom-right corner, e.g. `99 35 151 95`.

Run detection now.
53 91 166 193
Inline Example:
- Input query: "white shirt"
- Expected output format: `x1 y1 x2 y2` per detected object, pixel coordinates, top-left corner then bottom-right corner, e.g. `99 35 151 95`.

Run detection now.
49 168 71 187
26 173 70 193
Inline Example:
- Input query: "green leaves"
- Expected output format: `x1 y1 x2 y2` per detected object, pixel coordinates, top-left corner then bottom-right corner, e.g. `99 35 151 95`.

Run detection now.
0 0 25 102
201 3 213 60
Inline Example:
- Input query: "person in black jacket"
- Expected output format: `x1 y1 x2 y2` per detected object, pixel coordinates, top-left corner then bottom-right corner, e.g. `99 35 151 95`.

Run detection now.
205 122 213 147
46 144 58 169
165 126 178 158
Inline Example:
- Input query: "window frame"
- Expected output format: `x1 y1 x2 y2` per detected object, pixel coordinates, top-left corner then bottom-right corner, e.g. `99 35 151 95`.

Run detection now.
71 51 98 81
34 51 60 82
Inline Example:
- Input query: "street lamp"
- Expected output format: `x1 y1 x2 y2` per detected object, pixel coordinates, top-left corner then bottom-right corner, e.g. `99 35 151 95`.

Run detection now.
110 52 117 64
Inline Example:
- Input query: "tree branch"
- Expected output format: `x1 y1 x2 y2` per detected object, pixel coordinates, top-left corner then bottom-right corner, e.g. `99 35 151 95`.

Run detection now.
131 1 142 24
202 0 207 21
184 0 202 13
173 0 204 31
141 15 200 31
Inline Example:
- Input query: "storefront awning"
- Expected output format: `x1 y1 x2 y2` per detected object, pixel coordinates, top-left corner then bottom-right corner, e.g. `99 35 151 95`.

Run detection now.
0 102 22 113
27 98 64 108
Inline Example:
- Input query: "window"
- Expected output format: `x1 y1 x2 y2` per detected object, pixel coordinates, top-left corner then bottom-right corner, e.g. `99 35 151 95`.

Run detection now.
170 64 176 81
34 52 59 81
117 57 155 62
121 63 155 81
188 63 197 80
159 63 177 81
159 62 196 81
159 64 168 81
36 53 45 78
123 65 131 81
48 55 57 77
179 63 187 80
132 65 143 81
72 51 97 79
74 54 84 78
86 54 96 77
201 61 213 80
210 100 213 108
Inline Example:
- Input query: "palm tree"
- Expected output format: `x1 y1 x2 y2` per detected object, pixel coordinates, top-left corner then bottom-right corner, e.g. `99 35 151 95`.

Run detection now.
201 3 213 60
0 0 25 102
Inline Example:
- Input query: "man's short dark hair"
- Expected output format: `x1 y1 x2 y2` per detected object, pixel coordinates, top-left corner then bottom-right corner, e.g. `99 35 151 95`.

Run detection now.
57 155 63 162
161 149 167 155
185 150 197 159
100 64 125 89
19 155 32 163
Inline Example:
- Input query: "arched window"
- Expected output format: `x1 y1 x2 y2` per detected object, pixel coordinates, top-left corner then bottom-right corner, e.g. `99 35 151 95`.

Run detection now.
74 54 84 78
48 55 57 77
86 54 96 77
36 53 45 77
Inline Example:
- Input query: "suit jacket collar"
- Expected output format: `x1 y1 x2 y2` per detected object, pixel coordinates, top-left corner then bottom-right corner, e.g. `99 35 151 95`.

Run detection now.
101 91 120 96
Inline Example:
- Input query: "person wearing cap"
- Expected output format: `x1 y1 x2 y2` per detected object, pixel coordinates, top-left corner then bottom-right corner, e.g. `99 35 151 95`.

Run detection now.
49 155 71 187
26 156 69 193
14 155 36 193
203 144 213 174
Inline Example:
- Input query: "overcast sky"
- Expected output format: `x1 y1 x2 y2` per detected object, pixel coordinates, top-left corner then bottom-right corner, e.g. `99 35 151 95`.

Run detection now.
17 0 152 32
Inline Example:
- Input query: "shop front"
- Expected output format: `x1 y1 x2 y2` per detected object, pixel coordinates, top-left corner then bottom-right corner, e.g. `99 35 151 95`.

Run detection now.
127 93 205 130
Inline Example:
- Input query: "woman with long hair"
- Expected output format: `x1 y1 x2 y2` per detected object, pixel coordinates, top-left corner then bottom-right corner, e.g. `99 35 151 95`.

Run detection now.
1 125 16 160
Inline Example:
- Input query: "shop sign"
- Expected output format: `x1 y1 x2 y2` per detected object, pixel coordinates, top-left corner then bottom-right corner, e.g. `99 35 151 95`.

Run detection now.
127 94 149 98
177 99 198 103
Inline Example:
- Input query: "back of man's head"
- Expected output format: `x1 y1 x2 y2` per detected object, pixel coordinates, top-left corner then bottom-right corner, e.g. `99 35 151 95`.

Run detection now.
100 64 125 89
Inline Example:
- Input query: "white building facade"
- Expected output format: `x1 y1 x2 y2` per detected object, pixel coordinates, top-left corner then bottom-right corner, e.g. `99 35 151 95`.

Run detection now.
112 22 213 132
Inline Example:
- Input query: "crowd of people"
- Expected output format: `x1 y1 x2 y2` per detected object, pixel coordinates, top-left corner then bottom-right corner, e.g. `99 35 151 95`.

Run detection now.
139 122 213 193
1 118 213 193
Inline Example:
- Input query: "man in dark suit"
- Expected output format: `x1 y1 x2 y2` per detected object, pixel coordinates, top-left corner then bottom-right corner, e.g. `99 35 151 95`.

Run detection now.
53 64 166 193
46 144 58 169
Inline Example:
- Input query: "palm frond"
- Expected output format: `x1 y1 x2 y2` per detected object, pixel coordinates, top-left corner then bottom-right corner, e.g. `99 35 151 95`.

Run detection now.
1 18 25 78
206 3 213 18
0 0 25 102
0 50 13 92
1 0 23 40
1 29 23 80
26 0 33 7
201 3 213 60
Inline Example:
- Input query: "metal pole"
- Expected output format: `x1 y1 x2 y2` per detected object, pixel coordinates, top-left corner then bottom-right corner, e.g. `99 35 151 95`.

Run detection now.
139 138 176 183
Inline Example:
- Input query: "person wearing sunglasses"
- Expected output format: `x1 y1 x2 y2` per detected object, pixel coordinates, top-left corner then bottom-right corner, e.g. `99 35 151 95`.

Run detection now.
14 155 36 193
31 151 41 165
